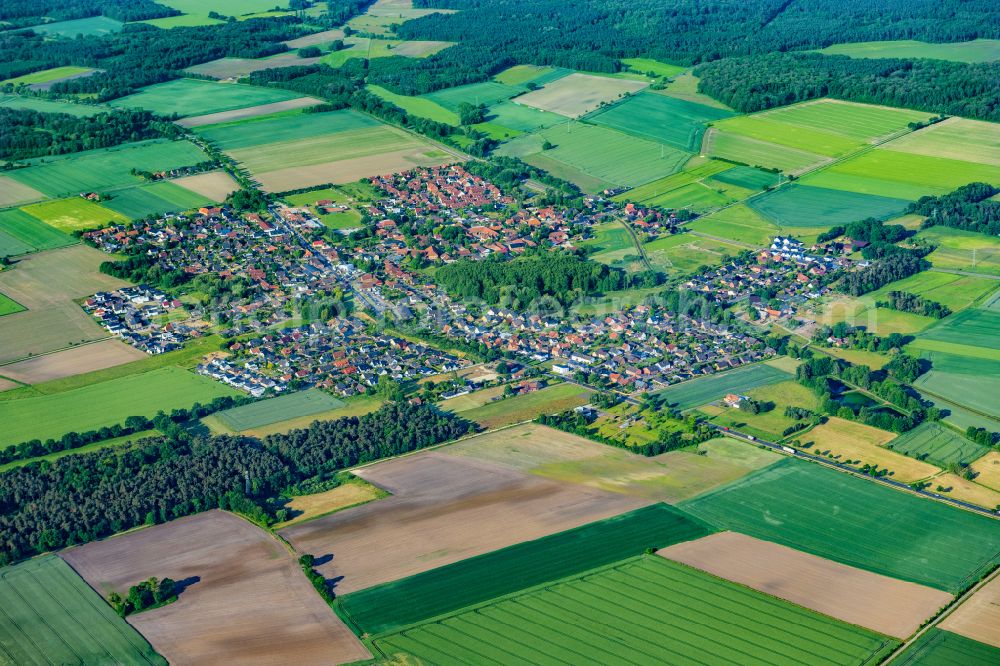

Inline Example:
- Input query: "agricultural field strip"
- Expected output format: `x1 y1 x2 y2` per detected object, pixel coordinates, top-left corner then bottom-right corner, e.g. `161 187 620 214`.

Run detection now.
887 422 989 467
892 627 1000 665
653 363 792 410
680 459 1000 593
213 388 344 431
338 503 714 636
374 557 894 666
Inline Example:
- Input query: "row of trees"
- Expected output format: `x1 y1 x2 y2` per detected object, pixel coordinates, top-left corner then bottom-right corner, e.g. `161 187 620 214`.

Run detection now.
0 402 471 565
909 182 1000 236
876 291 951 319
0 108 177 161
839 252 929 296
812 321 908 354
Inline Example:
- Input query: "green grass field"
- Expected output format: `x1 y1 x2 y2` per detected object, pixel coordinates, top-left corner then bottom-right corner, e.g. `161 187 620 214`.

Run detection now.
0 555 166 665
818 39 1000 63
894 628 1000 665
713 115 861 157
689 204 780 246
458 383 593 429
422 82 522 112
644 232 747 274
140 13 223 27
493 65 556 86
653 363 792 410
918 226 1000 276
483 101 565 132
0 94 106 117
0 367 239 446
151 0 280 16
640 181 733 212
854 271 998 315
0 208 75 257
585 92 732 151
881 118 999 167
618 159 732 203
622 58 686 78
802 148 1000 200
708 129 827 173
340 504 714 636
681 458 1000 591
711 165 781 190
21 197 128 232
580 221 636 267
26 15 123 37
1 66 94 86
213 389 345 431
747 184 909 228
0 291 25 317
109 78 302 118
368 85 459 125
886 422 989 467
374 556 897 665
708 380 821 441
920 308 1000 352
498 122 690 188
102 181 212 219
197 109 379 150
5 139 210 198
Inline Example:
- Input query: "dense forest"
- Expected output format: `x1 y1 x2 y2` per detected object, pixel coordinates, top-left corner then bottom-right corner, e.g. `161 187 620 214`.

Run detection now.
435 254 659 307
0 18 305 97
0 402 471 565
0 0 177 28
694 54 1000 121
0 108 178 160
909 182 1000 235
360 0 1000 95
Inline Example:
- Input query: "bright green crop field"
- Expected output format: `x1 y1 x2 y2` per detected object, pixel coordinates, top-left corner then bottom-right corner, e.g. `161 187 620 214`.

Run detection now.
27 15 123 37
920 307 1000 352
0 556 166 665
213 388 345 432
586 92 733 151
197 109 380 150
0 367 239 446
0 94 107 117
621 57 687 78
818 39 1000 63
368 85 459 125
743 99 930 142
422 82 522 112
1 66 94 87
109 78 302 118
918 226 1000 276
0 292 25 317
894 628 1000 666
681 458 1000 591
747 184 909 227
21 197 128 232
711 165 781 190
5 139 210 198
373 556 897 665
712 115 861 157
340 504 714 636
644 232 746 274
708 130 827 173
652 363 791 410
689 204 780 246
0 208 75 257
498 122 690 188
484 101 565 132
102 181 211 219
886 422 989 467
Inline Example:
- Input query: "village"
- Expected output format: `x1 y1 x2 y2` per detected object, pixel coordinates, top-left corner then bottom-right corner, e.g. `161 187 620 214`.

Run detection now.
83 286 195 355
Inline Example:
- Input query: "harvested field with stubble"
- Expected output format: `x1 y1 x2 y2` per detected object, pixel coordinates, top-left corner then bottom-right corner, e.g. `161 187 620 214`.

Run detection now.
279 451 649 593
659 531 952 638
517 73 647 117
176 97 322 127
254 147 456 192
61 510 371 666
0 338 146 384
940 574 1000 648
172 170 240 200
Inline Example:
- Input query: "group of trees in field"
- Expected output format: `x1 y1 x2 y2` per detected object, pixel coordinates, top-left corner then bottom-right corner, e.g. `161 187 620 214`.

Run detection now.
464 156 583 206
812 322 908 354
435 254 659 308
108 577 177 617
876 291 951 319
839 252 930 296
538 409 714 457
0 0 177 29
694 54 1000 121
909 182 1000 236
0 402 471 565
0 108 178 161
796 354 936 433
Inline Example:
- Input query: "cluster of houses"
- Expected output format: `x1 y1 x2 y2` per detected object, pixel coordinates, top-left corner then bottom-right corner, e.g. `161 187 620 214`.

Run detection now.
682 236 847 320
83 286 192 354
199 318 469 398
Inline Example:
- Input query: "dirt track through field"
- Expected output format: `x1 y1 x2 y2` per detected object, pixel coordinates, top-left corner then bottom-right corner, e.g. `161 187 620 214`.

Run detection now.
659 532 952 638
940 572 1000 647
280 451 649 593
0 338 145 384
62 511 370 666
177 98 322 128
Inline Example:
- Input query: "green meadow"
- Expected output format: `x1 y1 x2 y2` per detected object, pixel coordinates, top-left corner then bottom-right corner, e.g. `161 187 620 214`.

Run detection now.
109 78 302 118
